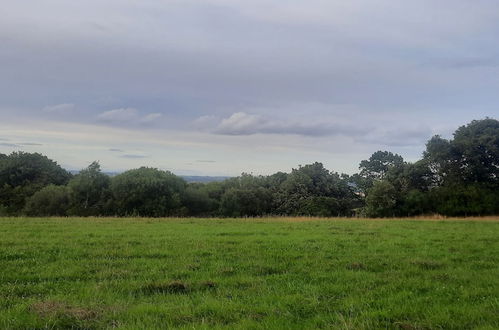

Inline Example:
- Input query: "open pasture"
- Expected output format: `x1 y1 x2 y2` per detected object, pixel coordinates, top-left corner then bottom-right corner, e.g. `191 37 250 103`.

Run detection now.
0 217 498 329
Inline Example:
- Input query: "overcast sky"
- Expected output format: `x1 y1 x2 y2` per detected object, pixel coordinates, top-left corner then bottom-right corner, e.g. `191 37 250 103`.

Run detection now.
1 0 498 176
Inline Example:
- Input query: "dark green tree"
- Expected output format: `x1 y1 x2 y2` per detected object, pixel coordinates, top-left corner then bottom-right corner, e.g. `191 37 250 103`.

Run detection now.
423 135 459 186
359 151 404 182
297 196 342 217
430 184 499 216
275 162 357 216
24 184 70 216
182 184 217 216
220 186 273 217
110 167 186 217
452 118 499 183
424 118 499 186
364 180 397 217
0 152 71 214
67 162 111 216
400 189 431 216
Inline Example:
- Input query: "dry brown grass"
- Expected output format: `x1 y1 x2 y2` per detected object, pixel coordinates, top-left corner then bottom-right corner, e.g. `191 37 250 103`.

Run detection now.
233 215 499 222
13 215 499 222
31 300 100 321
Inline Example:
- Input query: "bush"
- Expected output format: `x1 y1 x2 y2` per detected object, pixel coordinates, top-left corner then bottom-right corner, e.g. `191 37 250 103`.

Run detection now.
364 181 397 217
110 167 186 217
297 196 340 217
24 185 70 216
0 152 71 214
431 184 499 216
181 186 216 216
220 187 273 217
401 189 431 216
67 162 111 216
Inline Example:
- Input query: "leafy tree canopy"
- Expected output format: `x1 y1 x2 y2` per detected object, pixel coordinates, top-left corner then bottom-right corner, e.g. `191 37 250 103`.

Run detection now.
110 167 186 217
0 152 71 214
24 184 70 216
68 161 111 216
359 151 404 181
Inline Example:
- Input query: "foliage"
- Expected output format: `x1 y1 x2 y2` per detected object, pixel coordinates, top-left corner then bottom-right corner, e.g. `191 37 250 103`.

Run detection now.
359 150 404 181
430 184 499 216
0 118 498 217
0 152 71 214
181 184 217 216
110 167 186 217
424 119 499 186
24 185 70 216
274 162 357 216
67 162 111 216
364 180 397 217
452 118 499 183
220 186 273 217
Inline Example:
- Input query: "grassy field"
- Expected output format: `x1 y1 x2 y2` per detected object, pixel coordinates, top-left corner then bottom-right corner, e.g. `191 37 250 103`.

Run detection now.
0 218 498 329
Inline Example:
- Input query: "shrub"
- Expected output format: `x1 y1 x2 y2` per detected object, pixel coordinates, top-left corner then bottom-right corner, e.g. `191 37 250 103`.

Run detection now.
24 185 70 216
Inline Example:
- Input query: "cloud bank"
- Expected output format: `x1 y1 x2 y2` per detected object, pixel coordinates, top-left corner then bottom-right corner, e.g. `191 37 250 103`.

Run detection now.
0 0 497 174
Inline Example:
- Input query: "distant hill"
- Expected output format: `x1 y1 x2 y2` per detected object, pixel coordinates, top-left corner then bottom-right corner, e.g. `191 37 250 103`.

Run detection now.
69 170 121 177
69 170 229 183
181 176 230 183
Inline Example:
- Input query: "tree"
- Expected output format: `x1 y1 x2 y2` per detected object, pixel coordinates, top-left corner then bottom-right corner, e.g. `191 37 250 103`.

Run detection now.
364 180 397 217
297 196 341 217
400 189 431 216
452 118 499 183
220 186 273 217
67 162 111 216
424 118 499 186
24 185 70 216
430 183 499 216
110 167 186 217
424 135 459 186
275 162 357 216
0 152 71 214
182 184 217 216
359 151 404 182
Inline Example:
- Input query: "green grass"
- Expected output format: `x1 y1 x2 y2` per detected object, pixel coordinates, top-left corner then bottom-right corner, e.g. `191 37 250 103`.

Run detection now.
0 217 498 329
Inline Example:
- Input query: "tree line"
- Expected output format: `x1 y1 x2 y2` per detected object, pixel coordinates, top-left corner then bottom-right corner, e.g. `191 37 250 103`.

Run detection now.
0 118 498 217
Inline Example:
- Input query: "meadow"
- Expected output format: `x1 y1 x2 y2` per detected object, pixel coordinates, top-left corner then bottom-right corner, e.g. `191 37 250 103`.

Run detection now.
0 217 498 329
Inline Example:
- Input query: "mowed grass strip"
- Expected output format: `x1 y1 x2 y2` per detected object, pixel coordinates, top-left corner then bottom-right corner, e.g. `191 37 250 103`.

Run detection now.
0 217 497 329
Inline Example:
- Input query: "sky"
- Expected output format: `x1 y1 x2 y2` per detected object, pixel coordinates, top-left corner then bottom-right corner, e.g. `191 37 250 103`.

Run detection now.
1 0 498 176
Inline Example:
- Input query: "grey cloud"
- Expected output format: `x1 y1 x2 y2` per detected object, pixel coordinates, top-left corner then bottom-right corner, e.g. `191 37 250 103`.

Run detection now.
0 142 42 147
450 58 499 69
120 154 148 159
97 108 138 122
210 111 433 147
213 112 365 137
215 112 266 135
96 108 164 126
358 126 433 147
427 57 499 69
19 142 42 146
192 115 219 130
196 160 216 163
3 0 499 115
0 142 20 147
43 103 75 114
0 0 498 174
109 148 124 152
139 113 163 123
